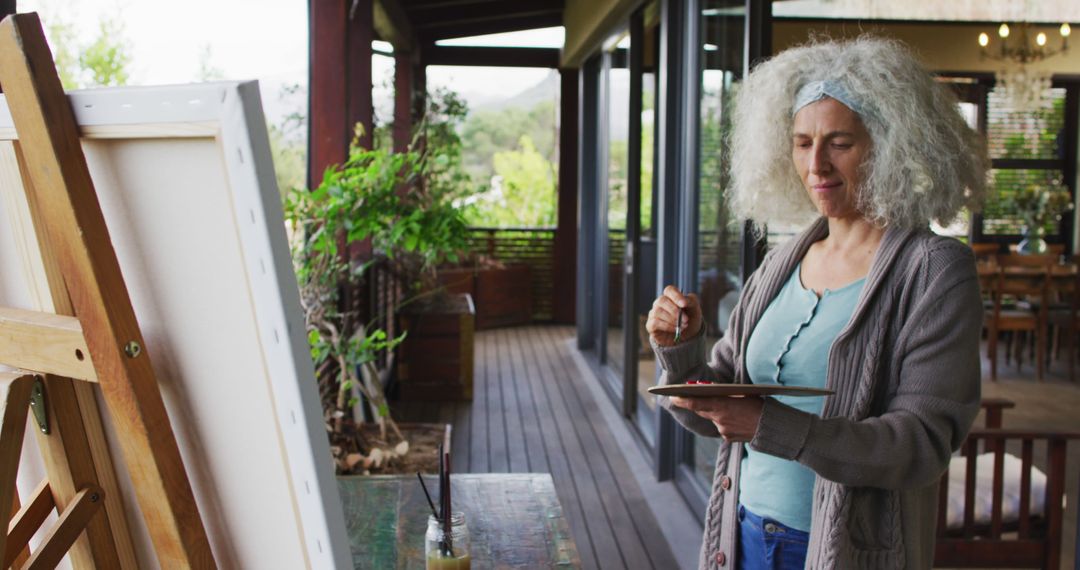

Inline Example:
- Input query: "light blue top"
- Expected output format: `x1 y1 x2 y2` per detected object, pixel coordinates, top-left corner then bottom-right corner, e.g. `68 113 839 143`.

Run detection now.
739 264 864 532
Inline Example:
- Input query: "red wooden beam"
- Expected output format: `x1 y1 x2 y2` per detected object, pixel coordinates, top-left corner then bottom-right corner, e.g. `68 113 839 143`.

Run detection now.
349 0 374 151
553 68 578 325
422 46 559 68
414 61 427 122
393 51 413 152
308 0 349 188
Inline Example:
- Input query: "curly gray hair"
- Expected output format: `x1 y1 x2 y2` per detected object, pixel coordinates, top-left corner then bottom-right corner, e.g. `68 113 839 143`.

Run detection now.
727 36 989 229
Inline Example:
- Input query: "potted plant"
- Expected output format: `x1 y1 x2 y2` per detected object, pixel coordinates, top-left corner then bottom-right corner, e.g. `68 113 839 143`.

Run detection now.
388 88 479 401
1009 178 1074 254
284 109 472 472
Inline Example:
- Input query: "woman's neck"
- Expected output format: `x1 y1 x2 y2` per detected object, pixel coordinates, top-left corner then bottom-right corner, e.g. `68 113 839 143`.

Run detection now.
821 215 885 260
799 215 884 296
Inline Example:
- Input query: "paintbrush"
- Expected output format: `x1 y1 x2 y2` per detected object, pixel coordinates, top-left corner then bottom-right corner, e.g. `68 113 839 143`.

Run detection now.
436 443 451 556
443 451 453 556
674 307 683 344
416 472 437 519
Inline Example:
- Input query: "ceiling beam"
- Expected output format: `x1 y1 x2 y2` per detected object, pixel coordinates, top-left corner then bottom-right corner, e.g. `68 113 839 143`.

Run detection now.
418 12 563 40
371 0 414 49
422 45 560 68
415 9 561 30
406 0 557 11
411 0 560 27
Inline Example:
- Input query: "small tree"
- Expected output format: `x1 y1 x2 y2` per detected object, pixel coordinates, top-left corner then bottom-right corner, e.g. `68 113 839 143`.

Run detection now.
43 13 132 89
284 141 417 454
80 18 132 87
284 90 472 472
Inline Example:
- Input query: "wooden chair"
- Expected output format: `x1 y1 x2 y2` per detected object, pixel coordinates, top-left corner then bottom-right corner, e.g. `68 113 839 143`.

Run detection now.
972 246 999 312
1046 255 1080 382
934 399 1080 569
970 242 1002 264
984 254 1057 381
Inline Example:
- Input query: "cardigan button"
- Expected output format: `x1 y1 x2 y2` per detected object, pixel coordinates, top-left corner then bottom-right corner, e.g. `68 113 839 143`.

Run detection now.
716 551 727 566
720 476 732 491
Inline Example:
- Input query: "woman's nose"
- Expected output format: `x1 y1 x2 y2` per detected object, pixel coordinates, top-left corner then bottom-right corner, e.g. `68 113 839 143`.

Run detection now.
808 144 831 175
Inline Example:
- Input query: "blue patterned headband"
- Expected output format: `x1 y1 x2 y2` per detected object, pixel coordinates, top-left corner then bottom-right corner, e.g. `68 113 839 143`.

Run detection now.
791 79 870 118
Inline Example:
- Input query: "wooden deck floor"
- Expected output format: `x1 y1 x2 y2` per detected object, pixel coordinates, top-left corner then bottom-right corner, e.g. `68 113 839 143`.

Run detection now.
393 325 679 570
393 328 1080 569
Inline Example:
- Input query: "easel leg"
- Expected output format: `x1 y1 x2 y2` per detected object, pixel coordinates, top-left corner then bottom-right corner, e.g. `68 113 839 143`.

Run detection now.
22 484 104 570
1 140 138 569
5 479 53 568
7 491 31 568
0 373 35 567
0 14 215 568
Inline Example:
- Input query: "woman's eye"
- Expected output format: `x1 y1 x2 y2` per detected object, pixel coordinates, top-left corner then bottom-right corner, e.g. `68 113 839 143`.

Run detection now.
832 143 853 149
795 141 812 149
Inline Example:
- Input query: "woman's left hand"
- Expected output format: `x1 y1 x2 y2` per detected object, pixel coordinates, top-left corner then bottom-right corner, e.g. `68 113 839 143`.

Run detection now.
669 396 764 442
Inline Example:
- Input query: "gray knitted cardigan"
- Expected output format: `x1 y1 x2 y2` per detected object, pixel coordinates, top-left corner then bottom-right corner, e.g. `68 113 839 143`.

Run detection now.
653 217 982 569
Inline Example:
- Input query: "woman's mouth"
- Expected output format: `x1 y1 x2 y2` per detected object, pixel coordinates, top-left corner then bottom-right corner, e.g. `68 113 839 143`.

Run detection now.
812 181 842 193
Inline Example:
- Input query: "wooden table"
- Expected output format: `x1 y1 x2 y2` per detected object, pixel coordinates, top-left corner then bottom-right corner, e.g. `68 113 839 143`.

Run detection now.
338 473 581 569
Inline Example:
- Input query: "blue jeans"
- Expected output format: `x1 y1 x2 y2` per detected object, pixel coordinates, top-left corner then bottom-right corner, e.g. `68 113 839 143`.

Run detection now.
738 505 809 570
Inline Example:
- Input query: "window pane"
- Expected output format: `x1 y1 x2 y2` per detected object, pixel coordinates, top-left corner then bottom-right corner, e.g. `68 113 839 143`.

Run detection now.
693 0 745 490
637 10 661 420
983 168 1066 235
987 87 1066 160
605 37 631 377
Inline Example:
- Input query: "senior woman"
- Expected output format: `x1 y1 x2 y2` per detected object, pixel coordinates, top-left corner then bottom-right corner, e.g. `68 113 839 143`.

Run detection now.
647 37 988 570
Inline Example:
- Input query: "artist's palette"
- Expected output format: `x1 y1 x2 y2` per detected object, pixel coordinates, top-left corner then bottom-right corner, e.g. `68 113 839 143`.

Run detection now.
647 383 833 398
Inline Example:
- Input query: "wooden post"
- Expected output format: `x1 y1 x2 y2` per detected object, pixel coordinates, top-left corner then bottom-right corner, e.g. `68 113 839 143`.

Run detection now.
393 51 413 152
414 61 427 124
308 0 349 189
553 68 579 324
0 14 214 568
347 0 374 268
349 0 374 150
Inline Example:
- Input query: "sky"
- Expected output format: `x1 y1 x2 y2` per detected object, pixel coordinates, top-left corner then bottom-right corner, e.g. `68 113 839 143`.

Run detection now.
22 0 563 127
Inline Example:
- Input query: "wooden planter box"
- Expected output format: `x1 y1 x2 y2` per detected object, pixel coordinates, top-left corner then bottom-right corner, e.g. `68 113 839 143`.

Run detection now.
396 293 475 401
475 264 532 329
345 422 452 475
435 267 475 298
435 264 533 330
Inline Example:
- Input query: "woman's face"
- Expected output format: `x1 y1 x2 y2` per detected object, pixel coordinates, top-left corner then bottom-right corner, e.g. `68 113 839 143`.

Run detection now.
791 97 872 220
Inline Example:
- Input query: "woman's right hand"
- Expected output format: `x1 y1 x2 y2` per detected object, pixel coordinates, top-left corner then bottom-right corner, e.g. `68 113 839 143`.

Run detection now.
646 285 703 347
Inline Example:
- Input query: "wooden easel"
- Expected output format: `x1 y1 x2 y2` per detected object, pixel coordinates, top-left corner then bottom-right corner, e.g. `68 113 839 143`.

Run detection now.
0 13 216 569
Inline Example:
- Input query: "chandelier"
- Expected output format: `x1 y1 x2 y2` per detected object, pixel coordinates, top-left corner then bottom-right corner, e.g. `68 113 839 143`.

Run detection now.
978 22 1071 113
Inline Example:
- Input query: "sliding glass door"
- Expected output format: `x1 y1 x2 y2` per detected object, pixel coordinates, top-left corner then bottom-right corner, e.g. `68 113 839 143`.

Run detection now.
628 4 662 445
595 4 663 449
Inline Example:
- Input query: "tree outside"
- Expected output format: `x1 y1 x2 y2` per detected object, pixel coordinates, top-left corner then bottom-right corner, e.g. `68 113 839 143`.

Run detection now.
463 134 556 228
45 14 132 89
457 97 560 229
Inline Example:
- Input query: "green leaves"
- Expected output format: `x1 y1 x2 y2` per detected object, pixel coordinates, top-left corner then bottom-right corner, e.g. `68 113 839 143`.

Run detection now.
285 86 474 411
1008 178 1074 229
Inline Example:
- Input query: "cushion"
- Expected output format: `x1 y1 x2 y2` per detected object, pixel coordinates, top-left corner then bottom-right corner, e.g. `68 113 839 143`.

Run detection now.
946 452 1047 529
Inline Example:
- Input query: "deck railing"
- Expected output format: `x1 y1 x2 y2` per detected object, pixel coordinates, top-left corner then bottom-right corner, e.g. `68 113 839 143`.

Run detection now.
466 227 556 322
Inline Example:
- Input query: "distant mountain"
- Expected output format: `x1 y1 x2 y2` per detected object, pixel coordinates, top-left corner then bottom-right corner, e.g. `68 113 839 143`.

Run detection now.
492 69 561 110
459 70 560 114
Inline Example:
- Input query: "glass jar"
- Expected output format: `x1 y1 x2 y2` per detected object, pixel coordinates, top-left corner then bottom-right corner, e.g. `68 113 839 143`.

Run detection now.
425 512 471 570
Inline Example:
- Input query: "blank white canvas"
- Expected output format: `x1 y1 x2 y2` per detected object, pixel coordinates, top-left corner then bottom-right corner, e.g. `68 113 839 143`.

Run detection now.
0 82 349 569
